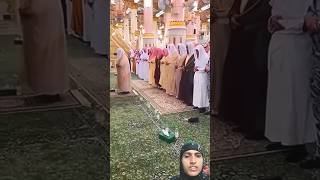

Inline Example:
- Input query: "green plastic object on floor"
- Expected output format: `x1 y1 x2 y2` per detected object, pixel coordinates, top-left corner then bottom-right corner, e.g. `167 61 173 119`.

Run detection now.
159 130 176 144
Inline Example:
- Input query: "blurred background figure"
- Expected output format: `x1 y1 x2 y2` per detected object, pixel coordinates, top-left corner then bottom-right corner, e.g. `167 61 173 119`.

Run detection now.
116 48 131 94
19 0 69 103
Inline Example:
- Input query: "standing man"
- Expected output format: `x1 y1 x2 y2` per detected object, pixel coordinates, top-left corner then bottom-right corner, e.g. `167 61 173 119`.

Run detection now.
212 0 235 116
300 0 320 168
265 0 316 160
19 0 69 102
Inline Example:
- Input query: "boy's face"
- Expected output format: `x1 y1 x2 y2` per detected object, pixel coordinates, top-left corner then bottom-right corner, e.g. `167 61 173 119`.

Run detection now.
182 150 203 176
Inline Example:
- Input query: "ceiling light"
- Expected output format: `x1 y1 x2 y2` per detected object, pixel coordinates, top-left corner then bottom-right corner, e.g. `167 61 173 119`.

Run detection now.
200 4 210 11
193 1 198 7
156 10 165 17
126 8 131 14
192 7 197 11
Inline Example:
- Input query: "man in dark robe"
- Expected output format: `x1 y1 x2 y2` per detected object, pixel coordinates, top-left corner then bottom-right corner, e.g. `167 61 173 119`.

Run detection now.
220 0 271 139
154 48 164 88
179 42 195 106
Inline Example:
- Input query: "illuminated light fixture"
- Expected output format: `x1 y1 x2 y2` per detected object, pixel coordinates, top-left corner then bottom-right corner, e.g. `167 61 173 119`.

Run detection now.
192 7 198 11
126 8 131 14
193 1 198 7
192 1 198 11
144 0 152 8
208 19 210 22
159 35 163 39
200 4 210 11
134 0 139 3
156 10 165 17
120 19 123 22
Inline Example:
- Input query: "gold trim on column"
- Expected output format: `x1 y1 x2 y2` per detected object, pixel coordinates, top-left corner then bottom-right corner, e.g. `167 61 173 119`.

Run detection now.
186 35 196 40
143 33 156 38
169 21 186 27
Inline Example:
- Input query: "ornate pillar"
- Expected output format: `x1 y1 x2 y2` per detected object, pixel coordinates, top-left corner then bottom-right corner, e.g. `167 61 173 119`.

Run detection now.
124 16 130 43
164 12 171 45
129 6 138 47
167 0 186 46
186 12 199 43
143 0 156 48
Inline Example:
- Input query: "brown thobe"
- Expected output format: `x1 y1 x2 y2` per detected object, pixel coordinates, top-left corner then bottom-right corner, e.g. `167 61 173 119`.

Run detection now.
165 53 179 96
148 57 156 87
175 54 187 98
71 0 83 36
212 0 235 113
159 56 167 89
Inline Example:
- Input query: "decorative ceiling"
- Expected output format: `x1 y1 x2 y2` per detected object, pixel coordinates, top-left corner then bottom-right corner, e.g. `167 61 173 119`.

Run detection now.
110 0 210 27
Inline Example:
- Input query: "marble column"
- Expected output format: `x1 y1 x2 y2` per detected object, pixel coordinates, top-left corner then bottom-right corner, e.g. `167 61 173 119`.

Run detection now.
124 16 130 43
130 7 138 47
167 0 186 46
143 0 156 48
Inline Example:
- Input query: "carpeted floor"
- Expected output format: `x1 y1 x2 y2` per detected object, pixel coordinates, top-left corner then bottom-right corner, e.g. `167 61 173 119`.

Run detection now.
110 95 209 179
212 117 272 159
0 107 108 180
131 79 193 114
212 152 320 180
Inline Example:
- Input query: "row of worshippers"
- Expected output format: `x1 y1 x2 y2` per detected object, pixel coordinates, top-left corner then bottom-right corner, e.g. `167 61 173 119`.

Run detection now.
213 0 320 171
118 43 211 113
60 0 107 55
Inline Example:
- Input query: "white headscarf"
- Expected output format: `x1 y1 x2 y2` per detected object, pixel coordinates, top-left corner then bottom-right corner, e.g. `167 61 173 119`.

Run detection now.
117 48 125 60
194 45 209 71
177 43 187 56
140 48 149 61
168 44 178 56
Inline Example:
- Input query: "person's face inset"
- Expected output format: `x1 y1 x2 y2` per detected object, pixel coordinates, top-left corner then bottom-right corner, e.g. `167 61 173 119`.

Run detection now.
182 150 203 177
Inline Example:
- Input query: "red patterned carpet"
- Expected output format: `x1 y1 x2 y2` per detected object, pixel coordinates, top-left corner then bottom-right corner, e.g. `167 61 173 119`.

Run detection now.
131 80 193 115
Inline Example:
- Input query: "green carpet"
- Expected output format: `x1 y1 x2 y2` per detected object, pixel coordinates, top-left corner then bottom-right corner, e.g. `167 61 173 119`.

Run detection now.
0 35 21 89
110 96 209 179
0 107 108 180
